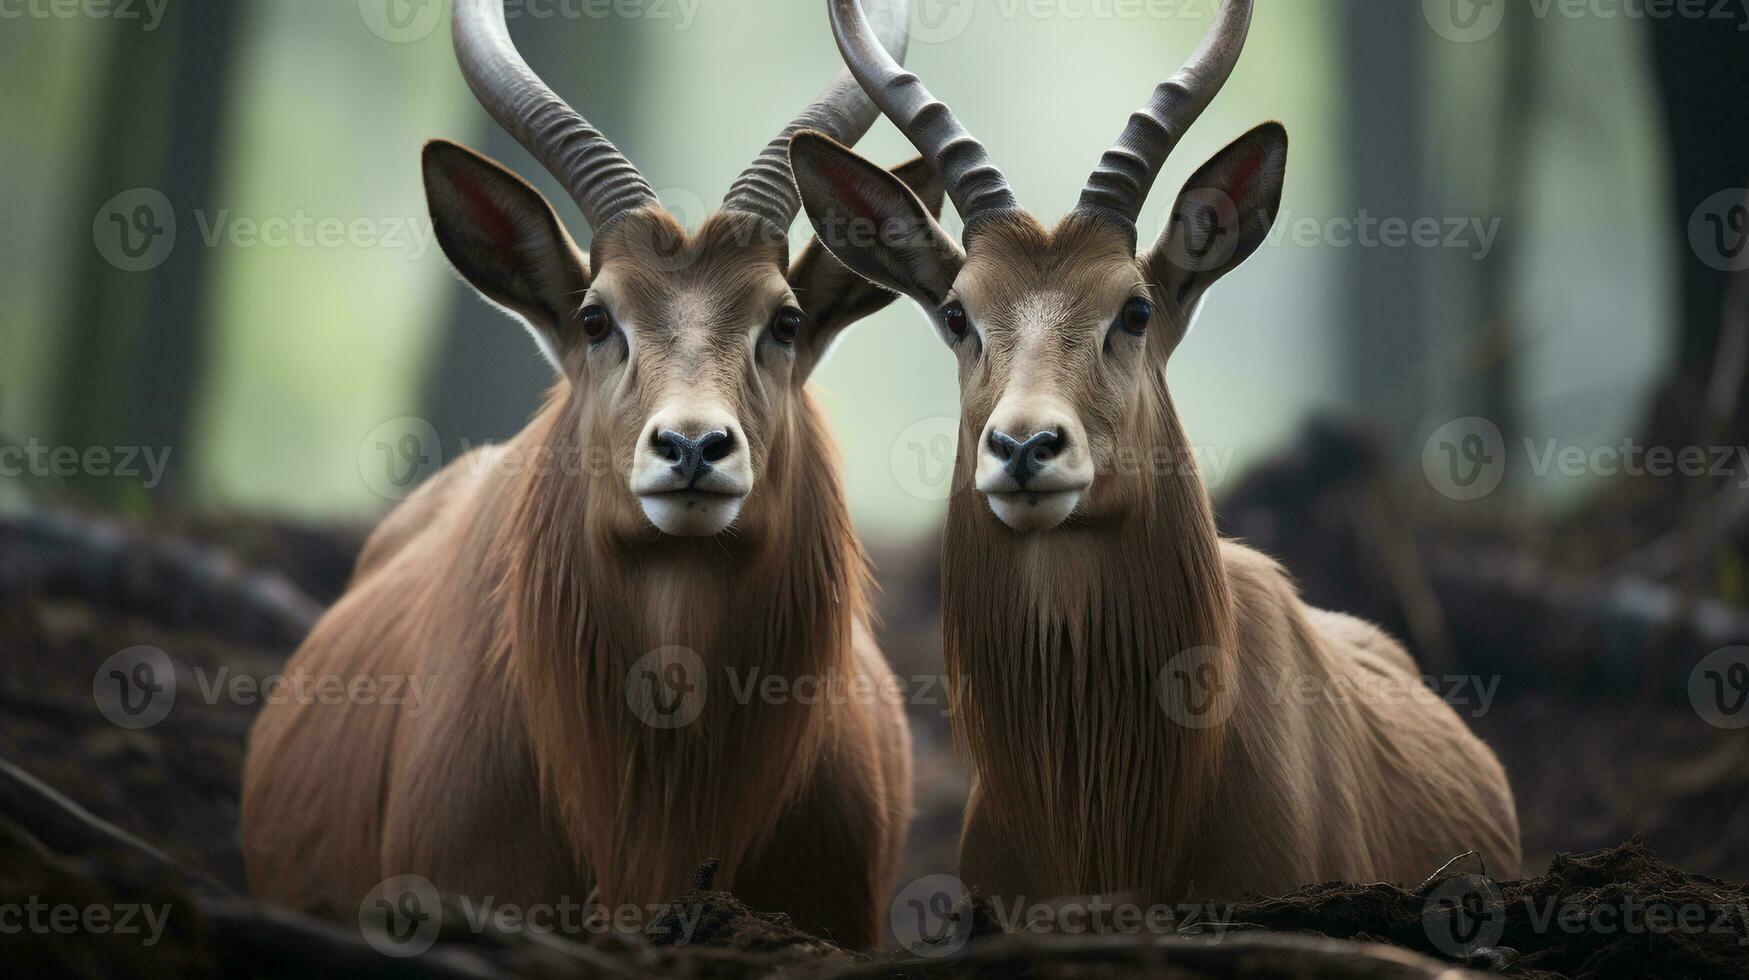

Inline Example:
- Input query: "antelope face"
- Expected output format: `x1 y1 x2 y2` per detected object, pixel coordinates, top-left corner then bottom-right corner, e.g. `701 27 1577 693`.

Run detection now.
424 149 940 539
587 213 799 536
794 0 1283 533
425 0 936 539
585 211 867 537
941 216 1150 531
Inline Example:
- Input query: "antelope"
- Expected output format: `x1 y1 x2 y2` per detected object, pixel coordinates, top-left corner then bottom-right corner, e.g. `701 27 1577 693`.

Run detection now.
790 0 1521 903
241 0 942 948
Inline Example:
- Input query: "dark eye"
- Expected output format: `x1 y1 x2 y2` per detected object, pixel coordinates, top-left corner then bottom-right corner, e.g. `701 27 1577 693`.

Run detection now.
1119 297 1153 337
770 306 805 346
940 301 970 340
579 305 612 343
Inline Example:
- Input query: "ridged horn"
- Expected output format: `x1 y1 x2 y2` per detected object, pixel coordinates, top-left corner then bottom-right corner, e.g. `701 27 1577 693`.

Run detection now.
722 0 913 234
452 0 658 230
1076 0 1255 232
828 0 1018 227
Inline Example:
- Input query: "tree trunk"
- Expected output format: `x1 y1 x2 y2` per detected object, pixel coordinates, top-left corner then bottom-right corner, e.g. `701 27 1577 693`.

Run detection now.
52 5 244 505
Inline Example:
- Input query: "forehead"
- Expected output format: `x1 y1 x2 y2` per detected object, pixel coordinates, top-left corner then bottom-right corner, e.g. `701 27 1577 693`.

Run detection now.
958 212 1142 330
590 211 790 331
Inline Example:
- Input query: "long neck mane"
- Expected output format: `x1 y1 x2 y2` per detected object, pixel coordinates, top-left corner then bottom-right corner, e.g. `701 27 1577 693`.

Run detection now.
943 376 1237 899
499 387 866 907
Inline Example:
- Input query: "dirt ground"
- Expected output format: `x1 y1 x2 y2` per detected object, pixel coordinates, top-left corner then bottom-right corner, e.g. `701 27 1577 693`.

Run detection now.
1 507 1746 978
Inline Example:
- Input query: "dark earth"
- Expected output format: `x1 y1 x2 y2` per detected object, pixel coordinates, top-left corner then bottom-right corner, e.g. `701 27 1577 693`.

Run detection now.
3 425 1747 977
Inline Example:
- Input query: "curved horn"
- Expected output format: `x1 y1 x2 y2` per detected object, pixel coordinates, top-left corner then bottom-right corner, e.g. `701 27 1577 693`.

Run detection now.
452 0 657 230
828 0 1018 226
722 0 912 234
1076 0 1254 231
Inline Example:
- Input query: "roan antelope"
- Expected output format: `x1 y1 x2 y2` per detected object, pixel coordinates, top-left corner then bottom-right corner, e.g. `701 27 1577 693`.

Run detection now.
241 0 942 948
791 0 1521 903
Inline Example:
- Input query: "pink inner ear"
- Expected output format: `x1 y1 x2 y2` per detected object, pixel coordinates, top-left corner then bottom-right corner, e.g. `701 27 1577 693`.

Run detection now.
822 159 882 224
1224 149 1267 208
450 167 520 255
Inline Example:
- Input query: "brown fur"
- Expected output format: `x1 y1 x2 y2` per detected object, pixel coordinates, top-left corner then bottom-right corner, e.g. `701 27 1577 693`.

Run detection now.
241 208 915 948
789 24 1520 906
941 213 1522 903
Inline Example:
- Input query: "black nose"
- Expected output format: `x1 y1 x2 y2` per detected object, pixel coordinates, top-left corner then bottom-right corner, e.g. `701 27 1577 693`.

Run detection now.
988 429 1065 488
654 430 734 486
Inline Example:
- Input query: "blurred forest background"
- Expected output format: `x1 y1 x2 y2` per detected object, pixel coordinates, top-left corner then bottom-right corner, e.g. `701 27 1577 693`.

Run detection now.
3 0 1734 533
3 0 1749 953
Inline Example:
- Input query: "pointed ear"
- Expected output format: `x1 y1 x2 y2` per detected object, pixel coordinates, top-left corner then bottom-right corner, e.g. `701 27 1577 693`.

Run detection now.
422 139 591 368
790 131 962 313
1145 122 1287 343
788 156 946 378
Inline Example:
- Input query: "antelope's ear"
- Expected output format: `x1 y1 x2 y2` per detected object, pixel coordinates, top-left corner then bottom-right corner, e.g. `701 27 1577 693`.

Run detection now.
1145 122 1287 346
422 140 591 369
790 131 962 314
788 155 946 378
